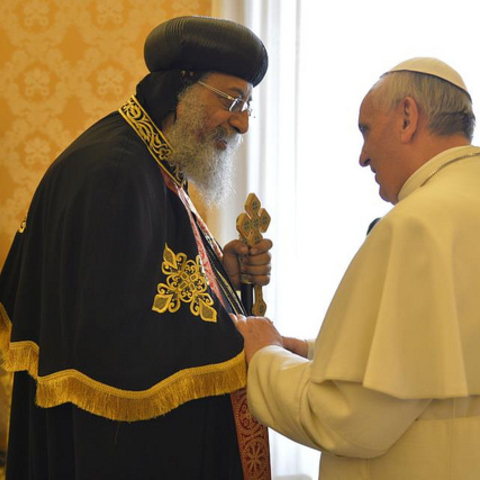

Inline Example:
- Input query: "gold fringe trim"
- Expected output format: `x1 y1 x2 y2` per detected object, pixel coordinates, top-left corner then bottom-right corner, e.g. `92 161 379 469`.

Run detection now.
0 302 247 421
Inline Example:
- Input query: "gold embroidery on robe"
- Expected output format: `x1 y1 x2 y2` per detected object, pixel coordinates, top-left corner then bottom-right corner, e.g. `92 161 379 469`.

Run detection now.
152 244 217 323
119 96 185 187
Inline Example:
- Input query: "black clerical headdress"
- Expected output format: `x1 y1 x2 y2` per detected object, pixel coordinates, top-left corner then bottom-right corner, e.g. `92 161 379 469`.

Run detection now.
144 16 268 86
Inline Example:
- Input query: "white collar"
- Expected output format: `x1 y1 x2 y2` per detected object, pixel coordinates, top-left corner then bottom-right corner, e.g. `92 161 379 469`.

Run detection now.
397 145 480 202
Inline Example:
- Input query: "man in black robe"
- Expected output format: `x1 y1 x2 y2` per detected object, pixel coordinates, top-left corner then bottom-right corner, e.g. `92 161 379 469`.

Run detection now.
0 16 271 479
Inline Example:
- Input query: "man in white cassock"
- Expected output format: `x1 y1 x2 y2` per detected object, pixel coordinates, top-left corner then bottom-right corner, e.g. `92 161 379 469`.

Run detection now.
233 57 480 479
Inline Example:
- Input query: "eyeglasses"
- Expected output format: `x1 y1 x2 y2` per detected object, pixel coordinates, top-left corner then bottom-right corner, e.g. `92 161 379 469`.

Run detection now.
198 81 252 117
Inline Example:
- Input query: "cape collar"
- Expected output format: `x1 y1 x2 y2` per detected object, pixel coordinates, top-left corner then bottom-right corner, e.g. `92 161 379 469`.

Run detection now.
119 95 186 187
398 145 480 202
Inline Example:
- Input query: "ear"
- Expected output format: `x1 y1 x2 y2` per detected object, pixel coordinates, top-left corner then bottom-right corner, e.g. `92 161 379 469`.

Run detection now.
398 96 419 143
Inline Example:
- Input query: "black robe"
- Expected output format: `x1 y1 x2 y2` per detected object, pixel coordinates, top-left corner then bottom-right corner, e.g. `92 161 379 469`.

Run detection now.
0 97 248 479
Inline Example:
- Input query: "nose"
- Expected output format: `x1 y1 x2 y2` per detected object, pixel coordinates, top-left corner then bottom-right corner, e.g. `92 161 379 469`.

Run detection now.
229 110 249 135
359 146 370 167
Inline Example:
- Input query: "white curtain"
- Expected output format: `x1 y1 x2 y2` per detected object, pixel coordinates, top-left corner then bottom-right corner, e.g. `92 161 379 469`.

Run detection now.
211 1 323 478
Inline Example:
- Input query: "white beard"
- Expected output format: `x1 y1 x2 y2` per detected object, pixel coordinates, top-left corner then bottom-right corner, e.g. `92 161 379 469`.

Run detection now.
165 86 243 207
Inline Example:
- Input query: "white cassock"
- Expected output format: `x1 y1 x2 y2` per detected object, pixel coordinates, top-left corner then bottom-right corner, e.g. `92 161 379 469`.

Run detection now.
248 145 480 479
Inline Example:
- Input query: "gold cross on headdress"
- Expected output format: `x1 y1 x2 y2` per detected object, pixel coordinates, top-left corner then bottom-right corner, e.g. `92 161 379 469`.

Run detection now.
236 193 271 316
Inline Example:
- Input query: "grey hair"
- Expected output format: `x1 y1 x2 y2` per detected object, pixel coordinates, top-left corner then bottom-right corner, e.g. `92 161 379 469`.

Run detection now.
370 71 475 141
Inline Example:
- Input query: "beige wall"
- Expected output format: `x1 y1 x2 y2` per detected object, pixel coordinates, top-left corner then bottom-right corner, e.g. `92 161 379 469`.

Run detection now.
0 0 213 269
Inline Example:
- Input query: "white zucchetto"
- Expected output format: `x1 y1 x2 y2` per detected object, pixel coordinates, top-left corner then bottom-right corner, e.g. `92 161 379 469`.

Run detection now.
387 57 468 94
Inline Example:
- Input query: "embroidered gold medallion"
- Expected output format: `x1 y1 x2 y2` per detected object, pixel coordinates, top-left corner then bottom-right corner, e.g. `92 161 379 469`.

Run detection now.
152 244 217 323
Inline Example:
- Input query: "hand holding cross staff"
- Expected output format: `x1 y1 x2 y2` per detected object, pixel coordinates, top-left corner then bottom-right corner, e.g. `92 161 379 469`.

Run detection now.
222 193 273 304
227 194 309 364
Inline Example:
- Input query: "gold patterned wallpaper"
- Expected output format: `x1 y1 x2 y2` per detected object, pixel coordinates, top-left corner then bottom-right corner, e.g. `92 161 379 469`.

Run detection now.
0 0 213 270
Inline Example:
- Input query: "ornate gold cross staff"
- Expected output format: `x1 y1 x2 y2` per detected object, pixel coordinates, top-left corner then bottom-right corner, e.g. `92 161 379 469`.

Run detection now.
236 193 271 316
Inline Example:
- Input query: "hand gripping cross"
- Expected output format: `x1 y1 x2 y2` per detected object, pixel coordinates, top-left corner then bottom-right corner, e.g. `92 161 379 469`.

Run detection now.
236 193 271 316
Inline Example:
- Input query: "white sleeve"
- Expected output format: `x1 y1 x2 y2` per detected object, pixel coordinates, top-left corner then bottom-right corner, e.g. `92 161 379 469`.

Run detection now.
247 345 430 459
